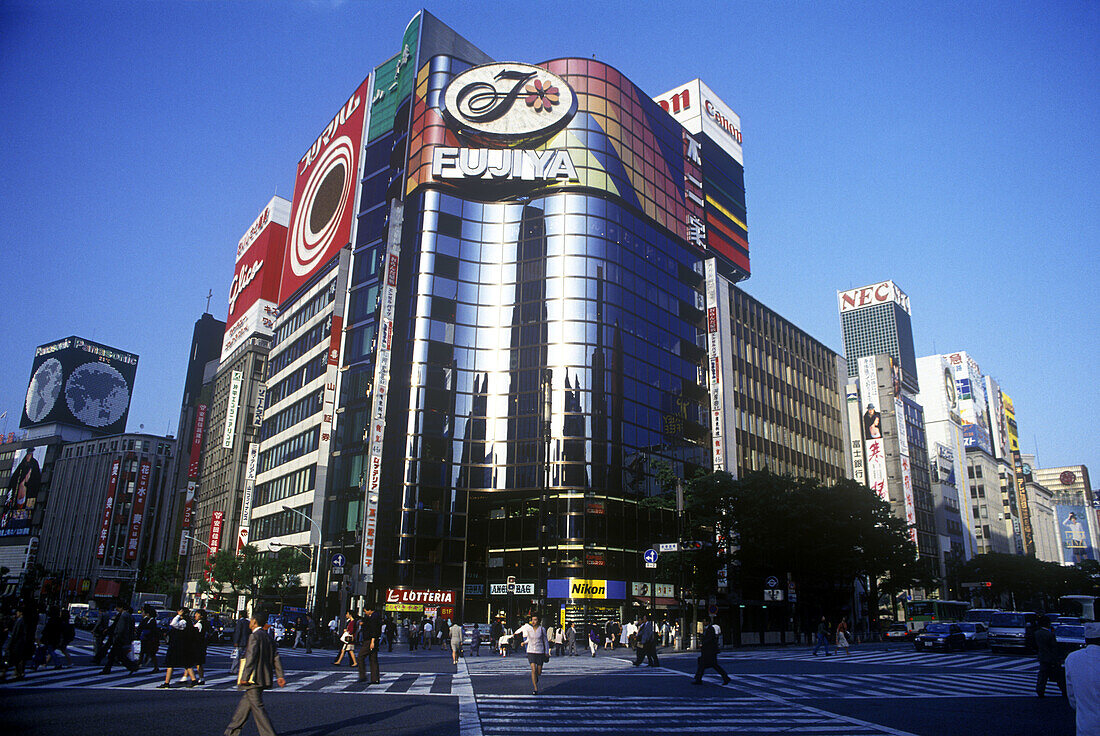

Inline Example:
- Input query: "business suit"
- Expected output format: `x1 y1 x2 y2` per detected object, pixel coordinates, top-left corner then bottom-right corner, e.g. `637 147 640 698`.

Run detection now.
225 626 285 736
101 609 138 674
357 611 382 683
632 620 659 666
230 616 250 672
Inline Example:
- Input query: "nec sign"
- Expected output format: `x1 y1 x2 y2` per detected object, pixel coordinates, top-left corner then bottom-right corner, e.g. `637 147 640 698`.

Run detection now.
837 280 911 315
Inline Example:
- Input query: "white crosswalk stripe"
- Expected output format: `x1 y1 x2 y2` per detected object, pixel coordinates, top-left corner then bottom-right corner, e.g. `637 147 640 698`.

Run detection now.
664 647 1038 672
726 670 1036 699
466 654 634 676
475 695 901 735
0 666 456 696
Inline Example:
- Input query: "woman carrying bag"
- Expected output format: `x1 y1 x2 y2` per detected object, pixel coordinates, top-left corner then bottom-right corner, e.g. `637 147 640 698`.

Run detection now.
835 616 851 656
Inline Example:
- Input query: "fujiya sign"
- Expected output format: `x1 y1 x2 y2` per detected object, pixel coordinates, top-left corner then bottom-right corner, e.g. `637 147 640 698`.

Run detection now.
431 147 577 182
838 280 911 315
442 63 577 142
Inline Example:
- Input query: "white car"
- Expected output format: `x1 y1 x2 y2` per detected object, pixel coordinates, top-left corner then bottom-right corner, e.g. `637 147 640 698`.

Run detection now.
957 622 988 648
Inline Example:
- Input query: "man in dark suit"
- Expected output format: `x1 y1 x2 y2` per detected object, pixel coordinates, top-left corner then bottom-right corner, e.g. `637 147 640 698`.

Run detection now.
632 613 659 667
692 616 731 685
100 602 138 674
225 607 285 736
357 603 382 684
230 610 250 673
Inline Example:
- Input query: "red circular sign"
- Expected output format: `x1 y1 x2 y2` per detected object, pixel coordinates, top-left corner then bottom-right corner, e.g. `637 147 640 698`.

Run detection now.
1060 470 1077 486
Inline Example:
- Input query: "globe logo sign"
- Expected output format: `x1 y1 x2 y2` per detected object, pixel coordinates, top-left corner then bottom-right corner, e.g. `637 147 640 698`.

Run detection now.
442 63 577 144
24 358 63 422
65 362 131 428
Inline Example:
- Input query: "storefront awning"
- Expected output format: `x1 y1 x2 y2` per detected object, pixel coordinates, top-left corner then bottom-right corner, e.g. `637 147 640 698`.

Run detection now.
93 579 121 598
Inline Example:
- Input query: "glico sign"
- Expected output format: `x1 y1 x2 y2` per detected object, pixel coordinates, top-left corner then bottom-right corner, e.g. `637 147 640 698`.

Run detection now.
837 280 911 315
442 62 577 144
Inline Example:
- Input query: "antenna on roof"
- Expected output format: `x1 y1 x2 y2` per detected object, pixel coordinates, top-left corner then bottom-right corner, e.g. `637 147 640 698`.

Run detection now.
205 289 213 313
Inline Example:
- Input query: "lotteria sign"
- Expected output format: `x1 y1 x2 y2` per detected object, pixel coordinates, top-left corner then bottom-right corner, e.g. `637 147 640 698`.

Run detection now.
385 588 455 605
838 280 911 315
546 578 627 600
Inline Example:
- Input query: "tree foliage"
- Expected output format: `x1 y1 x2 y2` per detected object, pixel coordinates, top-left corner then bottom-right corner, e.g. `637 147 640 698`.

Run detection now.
196 544 309 607
956 552 1099 609
137 560 183 599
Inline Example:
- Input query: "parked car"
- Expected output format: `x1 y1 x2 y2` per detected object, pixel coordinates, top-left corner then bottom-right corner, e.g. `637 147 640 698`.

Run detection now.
1053 623 1086 660
83 609 103 631
988 611 1039 653
963 608 1000 626
915 622 967 651
956 622 989 648
462 623 492 647
884 623 912 641
155 609 177 635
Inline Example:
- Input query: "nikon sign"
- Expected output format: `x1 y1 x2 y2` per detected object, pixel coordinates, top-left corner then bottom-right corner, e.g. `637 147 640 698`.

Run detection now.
546 578 627 600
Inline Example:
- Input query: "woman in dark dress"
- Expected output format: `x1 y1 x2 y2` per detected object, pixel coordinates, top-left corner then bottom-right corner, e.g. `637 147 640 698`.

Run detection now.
159 608 197 688
193 609 209 684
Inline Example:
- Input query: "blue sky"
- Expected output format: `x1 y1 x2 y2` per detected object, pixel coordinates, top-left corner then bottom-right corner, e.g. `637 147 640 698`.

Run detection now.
2 1 1097 475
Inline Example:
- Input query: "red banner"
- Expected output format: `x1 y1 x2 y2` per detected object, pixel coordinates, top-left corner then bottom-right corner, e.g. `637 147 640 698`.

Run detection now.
96 458 122 560
384 588 455 605
124 459 152 561
204 510 224 581
279 77 370 303
188 404 207 479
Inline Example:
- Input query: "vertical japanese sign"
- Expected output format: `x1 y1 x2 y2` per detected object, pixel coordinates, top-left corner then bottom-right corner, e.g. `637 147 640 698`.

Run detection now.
1003 391 1035 555
253 384 267 427
188 404 206 477
124 458 152 561
858 356 888 502
704 259 724 471
180 404 206 556
236 443 259 552
96 457 122 560
361 201 403 582
222 370 244 449
845 383 865 485
204 510 224 581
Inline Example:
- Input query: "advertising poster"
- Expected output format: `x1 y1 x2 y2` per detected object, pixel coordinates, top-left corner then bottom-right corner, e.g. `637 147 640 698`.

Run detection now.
948 352 992 455
1 445 46 537
124 458 152 561
1058 505 1095 564
846 383 865 485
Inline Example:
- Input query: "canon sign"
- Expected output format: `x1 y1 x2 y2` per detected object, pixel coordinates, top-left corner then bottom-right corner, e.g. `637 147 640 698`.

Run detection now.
655 79 743 165
837 280 911 315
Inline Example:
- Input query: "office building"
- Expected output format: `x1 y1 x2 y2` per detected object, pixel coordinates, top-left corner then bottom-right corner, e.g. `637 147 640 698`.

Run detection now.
838 281 917 393
1029 462 1097 565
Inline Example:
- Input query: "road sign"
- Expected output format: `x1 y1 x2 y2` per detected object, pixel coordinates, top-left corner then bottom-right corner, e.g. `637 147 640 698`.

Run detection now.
645 562 657 569
332 566 344 575
764 589 784 601
331 553 346 567
708 604 718 616
643 549 659 564
765 575 779 588
657 542 679 552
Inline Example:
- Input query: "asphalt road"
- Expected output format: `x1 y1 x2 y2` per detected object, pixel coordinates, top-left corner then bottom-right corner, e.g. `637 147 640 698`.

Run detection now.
0 632 1077 735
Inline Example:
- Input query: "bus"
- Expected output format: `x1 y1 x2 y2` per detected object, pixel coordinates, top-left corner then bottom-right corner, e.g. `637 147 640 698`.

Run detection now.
1058 595 1097 622
904 599 970 633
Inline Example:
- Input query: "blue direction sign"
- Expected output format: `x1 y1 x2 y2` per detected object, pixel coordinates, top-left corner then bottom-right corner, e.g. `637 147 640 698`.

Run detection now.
331 553 347 567
643 549 659 564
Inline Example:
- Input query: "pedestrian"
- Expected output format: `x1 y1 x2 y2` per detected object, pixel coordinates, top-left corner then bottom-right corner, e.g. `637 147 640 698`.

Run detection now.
333 610 358 667
1065 621 1100 735
231 609 250 673
565 622 577 656
555 625 565 656
620 619 632 649
546 623 556 658
159 608 197 688
4 607 33 680
408 619 418 652
449 616 464 665
422 618 434 651
469 623 481 657
357 603 382 684
328 615 339 647
1035 615 1066 698
136 604 160 671
498 623 512 657
692 616 731 685
490 619 503 651
812 616 832 656
518 613 549 695
100 601 138 675
91 606 112 665
835 617 851 657
438 619 450 655
193 609 211 684
588 626 600 657
224 606 286 736
41 605 74 669
305 614 315 654
633 613 659 667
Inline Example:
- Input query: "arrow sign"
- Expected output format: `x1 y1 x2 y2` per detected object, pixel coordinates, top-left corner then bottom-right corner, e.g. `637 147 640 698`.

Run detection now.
643 549 659 564
765 575 779 588
331 553 347 567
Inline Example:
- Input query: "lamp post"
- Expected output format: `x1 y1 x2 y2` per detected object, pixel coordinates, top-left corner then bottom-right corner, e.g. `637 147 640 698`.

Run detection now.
184 533 211 550
538 368 552 615
282 506 319 613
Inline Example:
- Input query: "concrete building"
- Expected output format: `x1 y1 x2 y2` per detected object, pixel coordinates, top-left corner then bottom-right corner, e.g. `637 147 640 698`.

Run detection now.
1024 480 1059 563
965 449 1015 555
1029 462 1097 566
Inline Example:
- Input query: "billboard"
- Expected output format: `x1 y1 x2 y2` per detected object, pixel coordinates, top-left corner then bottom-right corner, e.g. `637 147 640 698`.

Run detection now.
222 197 290 361
858 357 888 502
655 79 743 165
1057 505 1095 564
837 280 911 315
279 78 371 304
21 337 138 434
1 445 46 537
124 458 151 561
947 352 992 455
96 457 123 558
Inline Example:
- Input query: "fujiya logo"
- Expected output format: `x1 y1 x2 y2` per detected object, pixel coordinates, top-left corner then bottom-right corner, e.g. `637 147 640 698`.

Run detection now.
442 63 576 143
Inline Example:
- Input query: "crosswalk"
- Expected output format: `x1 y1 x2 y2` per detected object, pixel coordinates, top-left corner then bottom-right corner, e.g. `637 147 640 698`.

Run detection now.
720 670 1037 699
665 647 1038 672
0 666 455 696
475 695 909 735
466 653 635 676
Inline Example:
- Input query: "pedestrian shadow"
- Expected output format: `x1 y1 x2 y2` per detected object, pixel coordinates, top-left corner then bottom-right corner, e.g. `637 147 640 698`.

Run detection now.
281 704 423 736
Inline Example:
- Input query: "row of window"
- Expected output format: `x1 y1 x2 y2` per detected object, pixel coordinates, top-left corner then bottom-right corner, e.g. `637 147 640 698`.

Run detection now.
268 318 331 376
258 427 319 475
255 465 316 508
267 352 326 407
62 439 171 458
260 389 323 442
250 503 312 542
273 281 336 347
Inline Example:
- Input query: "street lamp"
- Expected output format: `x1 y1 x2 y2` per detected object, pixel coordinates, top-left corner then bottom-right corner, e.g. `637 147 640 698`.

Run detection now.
184 533 212 550
282 506 320 613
